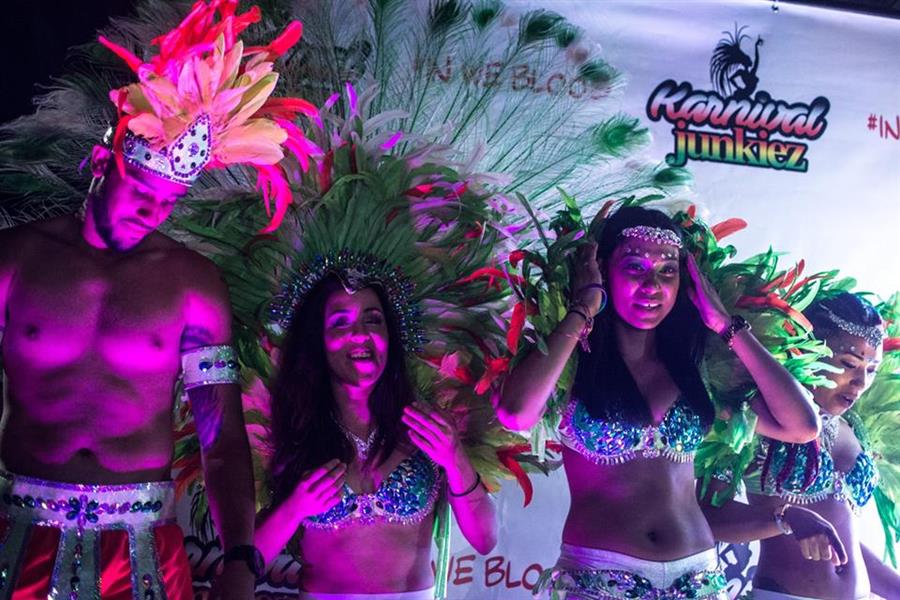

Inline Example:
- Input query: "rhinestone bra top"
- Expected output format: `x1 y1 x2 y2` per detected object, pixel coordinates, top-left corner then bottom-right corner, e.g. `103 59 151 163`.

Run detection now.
304 451 441 529
559 396 705 465
744 426 879 512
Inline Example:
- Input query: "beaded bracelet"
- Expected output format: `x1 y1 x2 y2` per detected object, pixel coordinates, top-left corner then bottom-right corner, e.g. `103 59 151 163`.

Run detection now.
720 314 751 349
575 283 607 314
566 302 594 352
774 504 793 535
449 473 482 497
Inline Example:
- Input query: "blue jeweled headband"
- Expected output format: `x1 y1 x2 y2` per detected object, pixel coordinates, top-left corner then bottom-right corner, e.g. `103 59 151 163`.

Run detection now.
268 250 425 352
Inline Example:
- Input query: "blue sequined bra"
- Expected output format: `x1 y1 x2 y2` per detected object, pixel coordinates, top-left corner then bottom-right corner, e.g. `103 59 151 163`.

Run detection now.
559 397 705 465
304 451 442 529
744 419 879 512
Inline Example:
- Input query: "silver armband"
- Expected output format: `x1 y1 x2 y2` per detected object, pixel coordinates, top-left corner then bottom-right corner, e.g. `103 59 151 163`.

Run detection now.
181 344 240 390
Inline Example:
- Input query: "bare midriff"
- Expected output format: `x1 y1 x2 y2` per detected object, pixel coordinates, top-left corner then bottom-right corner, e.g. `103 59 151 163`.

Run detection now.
300 519 435 593
751 493 867 599
561 446 715 561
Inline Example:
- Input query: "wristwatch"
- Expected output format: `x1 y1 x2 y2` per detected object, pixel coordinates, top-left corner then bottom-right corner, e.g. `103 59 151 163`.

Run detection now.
223 544 265 579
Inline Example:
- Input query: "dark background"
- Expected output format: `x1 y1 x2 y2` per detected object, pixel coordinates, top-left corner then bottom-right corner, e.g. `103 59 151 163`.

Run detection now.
0 1 136 123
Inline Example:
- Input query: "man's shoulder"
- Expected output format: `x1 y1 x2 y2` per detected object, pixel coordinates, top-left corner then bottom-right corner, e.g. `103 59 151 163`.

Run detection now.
0 214 79 258
146 232 225 294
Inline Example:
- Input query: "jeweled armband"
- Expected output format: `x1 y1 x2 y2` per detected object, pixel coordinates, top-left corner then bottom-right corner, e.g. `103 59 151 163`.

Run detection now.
181 344 240 390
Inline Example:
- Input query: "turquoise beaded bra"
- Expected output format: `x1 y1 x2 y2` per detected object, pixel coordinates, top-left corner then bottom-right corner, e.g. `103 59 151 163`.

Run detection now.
304 451 441 529
559 396 705 465
744 417 879 512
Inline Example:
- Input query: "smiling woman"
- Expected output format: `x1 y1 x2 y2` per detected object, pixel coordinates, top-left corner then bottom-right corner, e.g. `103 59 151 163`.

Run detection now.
497 205 820 600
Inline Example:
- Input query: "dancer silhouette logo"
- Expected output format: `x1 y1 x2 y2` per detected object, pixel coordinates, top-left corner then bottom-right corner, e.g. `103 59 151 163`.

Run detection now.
645 25 830 173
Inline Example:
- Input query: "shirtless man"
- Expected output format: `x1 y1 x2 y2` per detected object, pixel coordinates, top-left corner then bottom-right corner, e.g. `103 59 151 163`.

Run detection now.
0 143 258 599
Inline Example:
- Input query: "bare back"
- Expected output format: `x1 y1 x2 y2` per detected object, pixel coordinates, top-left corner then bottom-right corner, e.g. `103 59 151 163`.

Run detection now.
0 215 226 484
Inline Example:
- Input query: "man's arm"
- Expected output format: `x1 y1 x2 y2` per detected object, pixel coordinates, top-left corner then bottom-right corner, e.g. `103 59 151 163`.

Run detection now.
181 255 257 594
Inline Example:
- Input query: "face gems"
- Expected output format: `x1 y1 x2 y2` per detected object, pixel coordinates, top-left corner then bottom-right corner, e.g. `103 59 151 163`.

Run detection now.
622 247 679 261
619 226 683 248
821 305 884 349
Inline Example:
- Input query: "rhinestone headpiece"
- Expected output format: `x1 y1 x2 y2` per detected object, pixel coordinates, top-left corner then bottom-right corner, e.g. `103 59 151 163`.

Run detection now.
619 226 683 248
821 305 884 349
268 250 425 352
122 116 212 185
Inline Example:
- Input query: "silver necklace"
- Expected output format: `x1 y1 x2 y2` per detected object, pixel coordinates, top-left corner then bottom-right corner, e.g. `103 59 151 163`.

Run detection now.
820 413 841 452
337 421 378 462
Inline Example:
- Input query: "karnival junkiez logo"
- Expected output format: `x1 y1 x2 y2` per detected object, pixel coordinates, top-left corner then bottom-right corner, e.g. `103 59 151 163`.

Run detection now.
646 26 830 172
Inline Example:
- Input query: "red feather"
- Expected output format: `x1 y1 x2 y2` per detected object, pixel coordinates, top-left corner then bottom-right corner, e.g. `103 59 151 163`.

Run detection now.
507 302 527 355
710 218 747 241
98 36 144 72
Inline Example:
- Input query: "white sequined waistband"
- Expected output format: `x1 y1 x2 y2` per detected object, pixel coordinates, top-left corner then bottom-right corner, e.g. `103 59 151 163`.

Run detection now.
0 471 176 530
556 543 720 589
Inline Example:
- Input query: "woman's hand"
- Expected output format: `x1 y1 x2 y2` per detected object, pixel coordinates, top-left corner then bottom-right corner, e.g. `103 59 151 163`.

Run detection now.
402 402 464 470
570 241 605 315
784 505 848 566
290 458 346 520
684 252 731 334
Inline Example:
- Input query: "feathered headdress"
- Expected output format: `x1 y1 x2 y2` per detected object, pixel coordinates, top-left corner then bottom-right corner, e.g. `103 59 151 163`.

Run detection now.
99 0 320 231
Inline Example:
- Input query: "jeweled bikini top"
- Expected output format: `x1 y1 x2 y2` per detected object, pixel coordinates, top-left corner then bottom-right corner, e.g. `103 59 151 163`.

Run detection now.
559 396 705 465
744 415 879 512
304 451 441 529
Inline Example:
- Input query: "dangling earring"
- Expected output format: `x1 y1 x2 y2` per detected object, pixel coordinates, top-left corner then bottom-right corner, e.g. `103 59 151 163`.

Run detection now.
79 175 105 221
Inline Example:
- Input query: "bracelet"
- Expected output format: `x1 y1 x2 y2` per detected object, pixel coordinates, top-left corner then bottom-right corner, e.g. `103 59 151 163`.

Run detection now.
566 302 594 353
449 472 482 497
574 284 608 315
774 504 793 536
181 344 240 390
720 314 751 349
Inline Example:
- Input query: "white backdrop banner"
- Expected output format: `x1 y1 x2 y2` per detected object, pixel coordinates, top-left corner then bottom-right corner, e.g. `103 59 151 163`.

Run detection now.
430 1 899 598
184 2 899 598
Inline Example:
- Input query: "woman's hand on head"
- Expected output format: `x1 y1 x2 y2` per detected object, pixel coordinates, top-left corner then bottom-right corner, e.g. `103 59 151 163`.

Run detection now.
290 459 347 520
684 253 731 334
784 505 848 566
571 241 605 315
402 402 464 469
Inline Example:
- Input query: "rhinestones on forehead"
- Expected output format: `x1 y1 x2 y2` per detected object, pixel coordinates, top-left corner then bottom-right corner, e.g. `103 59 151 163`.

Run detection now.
622 247 680 261
619 225 683 248
821 306 884 349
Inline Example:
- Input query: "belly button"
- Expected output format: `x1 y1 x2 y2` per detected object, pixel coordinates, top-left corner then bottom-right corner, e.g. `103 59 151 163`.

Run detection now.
24 325 39 339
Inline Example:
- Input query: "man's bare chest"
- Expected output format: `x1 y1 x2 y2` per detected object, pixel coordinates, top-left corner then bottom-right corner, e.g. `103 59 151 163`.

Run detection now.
5 250 187 370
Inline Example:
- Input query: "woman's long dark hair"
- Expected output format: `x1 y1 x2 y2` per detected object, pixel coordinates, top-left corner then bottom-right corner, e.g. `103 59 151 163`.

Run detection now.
571 206 714 427
805 292 882 341
268 275 417 504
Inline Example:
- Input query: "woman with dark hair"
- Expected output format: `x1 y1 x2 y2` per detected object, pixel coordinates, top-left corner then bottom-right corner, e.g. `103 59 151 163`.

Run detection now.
498 205 819 599
701 292 900 600
254 274 497 599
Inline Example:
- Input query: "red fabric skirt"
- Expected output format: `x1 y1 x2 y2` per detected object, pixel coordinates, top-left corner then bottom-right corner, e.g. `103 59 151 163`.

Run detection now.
0 518 192 600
